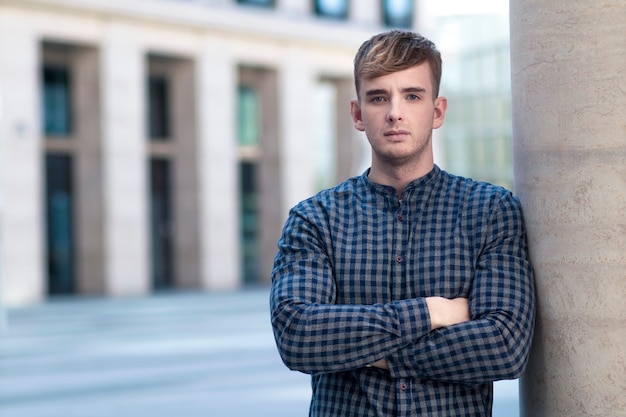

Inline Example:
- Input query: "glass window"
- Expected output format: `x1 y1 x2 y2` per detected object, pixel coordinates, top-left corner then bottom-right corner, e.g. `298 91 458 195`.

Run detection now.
148 75 171 140
239 161 259 284
149 158 174 289
314 0 349 19
237 86 260 147
45 153 75 294
42 65 72 137
382 0 413 28
237 0 275 7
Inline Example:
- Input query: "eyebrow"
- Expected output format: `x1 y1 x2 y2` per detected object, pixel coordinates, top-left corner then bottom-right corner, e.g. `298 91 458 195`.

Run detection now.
364 87 427 97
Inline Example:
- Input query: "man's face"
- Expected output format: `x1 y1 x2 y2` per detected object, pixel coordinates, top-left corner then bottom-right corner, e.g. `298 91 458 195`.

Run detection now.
350 62 447 170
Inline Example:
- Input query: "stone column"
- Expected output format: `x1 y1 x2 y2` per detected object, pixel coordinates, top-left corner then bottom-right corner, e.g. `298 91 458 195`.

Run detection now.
101 21 149 296
510 1 626 416
197 36 240 290
0 12 43 304
279 48 317 213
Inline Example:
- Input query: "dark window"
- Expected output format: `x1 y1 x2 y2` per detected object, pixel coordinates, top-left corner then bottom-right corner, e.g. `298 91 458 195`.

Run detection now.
150 158 175 290
237 0 275 7
42 65 72 136
45 153 75 295
239 161 259 284
314 0 349 19
382 0 413 28
148 75 171 140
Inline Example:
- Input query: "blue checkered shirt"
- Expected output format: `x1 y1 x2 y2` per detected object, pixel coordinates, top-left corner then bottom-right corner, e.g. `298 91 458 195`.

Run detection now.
270 165 535 417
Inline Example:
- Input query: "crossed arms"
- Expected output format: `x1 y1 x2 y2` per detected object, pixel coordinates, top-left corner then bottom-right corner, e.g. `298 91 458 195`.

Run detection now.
270 193 535 385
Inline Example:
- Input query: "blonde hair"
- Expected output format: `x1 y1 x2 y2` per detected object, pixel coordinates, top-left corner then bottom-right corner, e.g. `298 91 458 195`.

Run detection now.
354 30 442 99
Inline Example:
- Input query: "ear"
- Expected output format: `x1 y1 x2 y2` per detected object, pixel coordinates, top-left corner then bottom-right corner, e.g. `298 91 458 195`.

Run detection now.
350 99 365 132
432 96 447 129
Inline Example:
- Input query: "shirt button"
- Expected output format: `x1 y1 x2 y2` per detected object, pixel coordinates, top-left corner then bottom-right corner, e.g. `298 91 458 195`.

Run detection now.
400 383 408 391
397 214 404 221
395 255 403 263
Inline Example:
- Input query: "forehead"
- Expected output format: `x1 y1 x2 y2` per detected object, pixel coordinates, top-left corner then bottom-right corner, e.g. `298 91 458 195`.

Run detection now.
360 62 434 94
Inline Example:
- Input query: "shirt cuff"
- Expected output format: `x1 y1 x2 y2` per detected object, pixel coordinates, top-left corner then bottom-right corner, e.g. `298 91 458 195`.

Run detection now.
392 297 432 345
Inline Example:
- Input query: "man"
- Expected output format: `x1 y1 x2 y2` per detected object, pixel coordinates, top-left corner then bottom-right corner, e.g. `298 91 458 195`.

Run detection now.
270 30 535 417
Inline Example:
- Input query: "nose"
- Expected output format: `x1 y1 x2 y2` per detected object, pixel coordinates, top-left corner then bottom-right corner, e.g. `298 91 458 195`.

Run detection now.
387 100 403 122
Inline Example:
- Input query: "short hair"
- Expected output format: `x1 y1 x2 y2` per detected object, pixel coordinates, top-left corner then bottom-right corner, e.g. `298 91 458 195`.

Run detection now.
353 30 443 99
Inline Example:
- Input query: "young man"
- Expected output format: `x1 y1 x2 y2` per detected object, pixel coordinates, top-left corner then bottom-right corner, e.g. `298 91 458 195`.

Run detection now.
270 30 535 417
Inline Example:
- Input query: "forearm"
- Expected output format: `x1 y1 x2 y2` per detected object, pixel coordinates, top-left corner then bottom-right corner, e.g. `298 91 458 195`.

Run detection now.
270 284 432 374
384 193 536 384
370 296 471 371
387 310 534 384
386 266 535 383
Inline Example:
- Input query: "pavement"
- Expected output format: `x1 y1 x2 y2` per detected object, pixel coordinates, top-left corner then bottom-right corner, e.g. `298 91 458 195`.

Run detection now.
0 288 520 417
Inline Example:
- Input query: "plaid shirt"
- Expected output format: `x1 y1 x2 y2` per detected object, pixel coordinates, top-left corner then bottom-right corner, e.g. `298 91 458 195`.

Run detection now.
270 165 535 417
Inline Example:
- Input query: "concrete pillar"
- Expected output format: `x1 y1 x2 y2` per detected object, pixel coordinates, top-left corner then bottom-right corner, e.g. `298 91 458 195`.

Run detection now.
0 12 43 304
197 37 239 290
279 49 317 213
101 22 149 296
510 1 626 416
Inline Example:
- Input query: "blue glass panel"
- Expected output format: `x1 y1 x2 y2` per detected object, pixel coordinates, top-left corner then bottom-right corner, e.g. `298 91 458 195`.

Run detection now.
148 75 171 140
45 154 75 294
42 66 72 136
315 0 349 19
240 161 259 284
150 158 175 289
237 86 260 146
237 0 275 7
383 0 413 28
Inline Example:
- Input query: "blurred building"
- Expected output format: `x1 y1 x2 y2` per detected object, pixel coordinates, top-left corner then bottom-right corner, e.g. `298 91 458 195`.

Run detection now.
426 8 514 190
0 0 417 305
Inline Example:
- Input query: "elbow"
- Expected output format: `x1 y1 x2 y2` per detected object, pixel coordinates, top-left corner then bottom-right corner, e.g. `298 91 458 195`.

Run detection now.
270 309 314 374
500 352 530 380
495 330 534 380
275 343 313 374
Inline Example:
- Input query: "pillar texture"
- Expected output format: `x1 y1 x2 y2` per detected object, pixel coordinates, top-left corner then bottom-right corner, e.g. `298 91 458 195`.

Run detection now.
510 1 626 416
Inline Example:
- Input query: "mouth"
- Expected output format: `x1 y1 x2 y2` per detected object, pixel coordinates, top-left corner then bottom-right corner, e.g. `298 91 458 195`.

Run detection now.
384 130 410 139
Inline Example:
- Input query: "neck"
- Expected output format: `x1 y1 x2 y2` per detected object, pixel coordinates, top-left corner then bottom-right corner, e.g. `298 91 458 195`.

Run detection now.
368 160 434 198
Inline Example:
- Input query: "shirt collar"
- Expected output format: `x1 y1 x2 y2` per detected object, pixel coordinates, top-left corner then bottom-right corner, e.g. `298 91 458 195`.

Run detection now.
360 165 441 198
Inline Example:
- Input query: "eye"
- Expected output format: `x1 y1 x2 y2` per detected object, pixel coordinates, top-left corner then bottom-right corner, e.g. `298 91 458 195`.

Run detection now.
407 94 421 101
370 96 386 103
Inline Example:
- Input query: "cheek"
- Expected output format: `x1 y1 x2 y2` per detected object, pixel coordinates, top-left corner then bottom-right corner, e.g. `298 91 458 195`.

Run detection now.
361 109 384 129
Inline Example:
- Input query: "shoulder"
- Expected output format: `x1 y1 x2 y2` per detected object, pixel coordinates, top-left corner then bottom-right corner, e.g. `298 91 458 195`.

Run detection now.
440 170 515 201
438 170 523 219
291 175 363 215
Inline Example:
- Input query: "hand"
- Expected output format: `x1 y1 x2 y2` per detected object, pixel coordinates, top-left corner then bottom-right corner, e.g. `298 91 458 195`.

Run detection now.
370 359 389 370
425 297 470 330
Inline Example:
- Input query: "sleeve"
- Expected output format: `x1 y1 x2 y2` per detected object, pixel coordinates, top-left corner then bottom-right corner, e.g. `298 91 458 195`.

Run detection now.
269 204 432 375
386 193 536 384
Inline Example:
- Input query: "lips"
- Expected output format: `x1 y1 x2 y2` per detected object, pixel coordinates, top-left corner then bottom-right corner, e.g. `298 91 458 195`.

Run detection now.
384 130 410 138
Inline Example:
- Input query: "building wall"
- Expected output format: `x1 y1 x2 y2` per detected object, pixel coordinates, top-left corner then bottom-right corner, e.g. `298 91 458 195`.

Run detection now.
0 0 411 305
